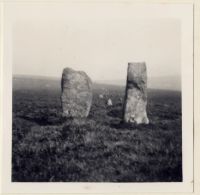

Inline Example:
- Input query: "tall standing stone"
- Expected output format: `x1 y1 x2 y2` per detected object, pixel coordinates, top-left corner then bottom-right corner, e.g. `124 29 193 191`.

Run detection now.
123 62 149 124
61 68 92 118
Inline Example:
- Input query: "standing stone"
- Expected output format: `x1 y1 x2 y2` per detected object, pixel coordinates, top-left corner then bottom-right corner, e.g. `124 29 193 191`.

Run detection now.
123 62 149 124
61 68 92 118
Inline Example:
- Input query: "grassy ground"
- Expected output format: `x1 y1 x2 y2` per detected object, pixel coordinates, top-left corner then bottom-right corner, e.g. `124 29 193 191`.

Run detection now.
12 81 182 182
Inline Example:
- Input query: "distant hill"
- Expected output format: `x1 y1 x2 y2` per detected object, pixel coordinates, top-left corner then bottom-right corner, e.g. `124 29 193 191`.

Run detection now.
13 75 181 91
97 76 181 91
149 76 181 91
13 75 61 91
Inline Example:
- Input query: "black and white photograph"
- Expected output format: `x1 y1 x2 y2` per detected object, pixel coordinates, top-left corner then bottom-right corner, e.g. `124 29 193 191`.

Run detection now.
0 1 195 194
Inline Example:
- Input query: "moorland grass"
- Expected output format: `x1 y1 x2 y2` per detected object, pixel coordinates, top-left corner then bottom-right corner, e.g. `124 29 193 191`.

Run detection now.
12 85 182 182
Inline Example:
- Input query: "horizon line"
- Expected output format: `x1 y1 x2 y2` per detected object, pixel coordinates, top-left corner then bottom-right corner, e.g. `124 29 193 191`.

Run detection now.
13 73 181 80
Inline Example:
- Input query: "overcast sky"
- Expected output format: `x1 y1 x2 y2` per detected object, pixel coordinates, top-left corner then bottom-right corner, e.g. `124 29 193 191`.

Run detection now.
12 3 181 81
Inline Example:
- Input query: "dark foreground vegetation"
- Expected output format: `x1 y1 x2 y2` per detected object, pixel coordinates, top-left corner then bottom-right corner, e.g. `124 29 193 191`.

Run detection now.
12 77 182 182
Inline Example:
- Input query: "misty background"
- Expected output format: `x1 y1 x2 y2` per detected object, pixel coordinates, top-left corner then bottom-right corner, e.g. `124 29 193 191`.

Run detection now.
12 3 181 91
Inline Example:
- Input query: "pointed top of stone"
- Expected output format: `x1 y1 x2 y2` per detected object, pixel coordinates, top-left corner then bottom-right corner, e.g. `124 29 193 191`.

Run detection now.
63 67 86 75
62 67 92 85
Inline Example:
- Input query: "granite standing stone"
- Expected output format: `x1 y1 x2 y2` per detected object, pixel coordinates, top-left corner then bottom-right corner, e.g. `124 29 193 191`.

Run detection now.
123 62 149 124
61 68 92 118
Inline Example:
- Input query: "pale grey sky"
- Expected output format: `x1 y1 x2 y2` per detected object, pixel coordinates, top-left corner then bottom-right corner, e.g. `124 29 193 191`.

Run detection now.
12 3 181 81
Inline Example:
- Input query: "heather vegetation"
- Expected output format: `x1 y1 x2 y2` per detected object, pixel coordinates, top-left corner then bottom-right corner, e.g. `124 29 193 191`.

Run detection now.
12 78 182 182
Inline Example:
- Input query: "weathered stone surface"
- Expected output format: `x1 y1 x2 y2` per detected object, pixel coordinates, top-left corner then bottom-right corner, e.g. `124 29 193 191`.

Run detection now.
61 68 92 118
123 62 149 124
